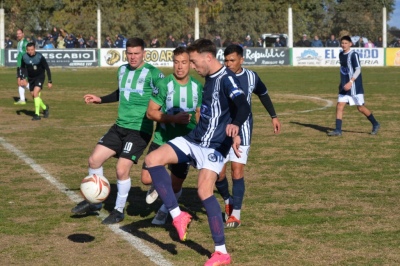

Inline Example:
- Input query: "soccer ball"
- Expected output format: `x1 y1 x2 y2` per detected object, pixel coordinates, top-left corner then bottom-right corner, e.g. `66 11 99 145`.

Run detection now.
80 174 111 204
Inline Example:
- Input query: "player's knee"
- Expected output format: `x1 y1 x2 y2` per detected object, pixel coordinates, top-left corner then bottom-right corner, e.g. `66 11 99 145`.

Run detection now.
88 156 102 169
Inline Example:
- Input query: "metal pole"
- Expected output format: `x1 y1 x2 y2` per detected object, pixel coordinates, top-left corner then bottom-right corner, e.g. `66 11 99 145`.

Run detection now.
97 3 101 49
288 5 293 48
0 2 5 50
195 6 199 40
383 6 387 48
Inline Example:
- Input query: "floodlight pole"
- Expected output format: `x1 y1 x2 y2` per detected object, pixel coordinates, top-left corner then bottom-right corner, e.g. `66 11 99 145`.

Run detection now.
194 3 199 40
97 3 101 49
382 6 387 48
0 1 5 50
288 5 293 48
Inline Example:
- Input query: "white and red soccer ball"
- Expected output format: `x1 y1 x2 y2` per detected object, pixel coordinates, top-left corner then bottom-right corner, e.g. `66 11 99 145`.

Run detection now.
80 174 111 204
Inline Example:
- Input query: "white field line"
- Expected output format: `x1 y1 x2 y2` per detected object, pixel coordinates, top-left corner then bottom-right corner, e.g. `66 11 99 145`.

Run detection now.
0 136 173 266
276 94 334 116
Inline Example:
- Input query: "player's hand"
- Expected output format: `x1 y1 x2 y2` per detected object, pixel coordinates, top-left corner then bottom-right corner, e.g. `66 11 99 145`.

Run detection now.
174 112 192 124
343 82 352 91
232 135 242 158
48 83 53 89
272 117 281 134
84 94 101 104
226 124 239 137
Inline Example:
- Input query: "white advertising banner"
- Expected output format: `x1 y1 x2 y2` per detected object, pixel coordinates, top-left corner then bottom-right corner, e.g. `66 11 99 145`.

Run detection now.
292 48 384 67
100 48 174 67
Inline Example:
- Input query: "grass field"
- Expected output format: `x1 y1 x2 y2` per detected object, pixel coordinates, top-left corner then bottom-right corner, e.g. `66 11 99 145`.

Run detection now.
0 66 399 266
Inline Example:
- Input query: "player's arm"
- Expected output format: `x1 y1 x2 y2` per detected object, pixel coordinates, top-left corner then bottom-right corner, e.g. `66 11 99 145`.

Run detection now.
255 78 281 134
84 89 119 104
146 99 191 124
227 93 251 137
344 53 361 91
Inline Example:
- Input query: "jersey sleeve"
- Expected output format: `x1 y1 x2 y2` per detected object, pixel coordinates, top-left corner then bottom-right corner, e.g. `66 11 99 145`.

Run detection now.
150 78 167 107
196 82 203 109
252 72 268 96
40 54 52 82
223 74 245 100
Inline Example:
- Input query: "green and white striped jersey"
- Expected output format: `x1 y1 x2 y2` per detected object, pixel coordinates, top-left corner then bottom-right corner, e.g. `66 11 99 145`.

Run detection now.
17 38 29 67
115 63 164 135
150 74 203 145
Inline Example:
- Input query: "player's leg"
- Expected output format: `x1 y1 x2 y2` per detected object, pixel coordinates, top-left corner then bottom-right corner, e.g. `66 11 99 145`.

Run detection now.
15 68 27 104
328 101 346 136
216 162 233 220
198 168 231 266
356 103 380 135
39 92 49 118
225 161 245 228
31 85 42 120
152 163 187 225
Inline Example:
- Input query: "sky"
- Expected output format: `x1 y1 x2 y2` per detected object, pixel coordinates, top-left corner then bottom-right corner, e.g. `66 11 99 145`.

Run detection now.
388 0 400 28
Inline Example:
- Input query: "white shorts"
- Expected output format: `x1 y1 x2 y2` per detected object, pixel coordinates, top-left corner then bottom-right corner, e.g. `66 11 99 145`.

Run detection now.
168 137 226 174
338 94 364 106
223 145 250 165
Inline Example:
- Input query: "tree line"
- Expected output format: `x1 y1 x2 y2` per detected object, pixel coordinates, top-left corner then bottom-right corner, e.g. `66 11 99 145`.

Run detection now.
3 0 397 46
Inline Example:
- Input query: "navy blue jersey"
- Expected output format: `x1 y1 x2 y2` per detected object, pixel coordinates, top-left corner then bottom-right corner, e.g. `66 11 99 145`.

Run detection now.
339 50 364 95
184 66 246 156
235 68 268 146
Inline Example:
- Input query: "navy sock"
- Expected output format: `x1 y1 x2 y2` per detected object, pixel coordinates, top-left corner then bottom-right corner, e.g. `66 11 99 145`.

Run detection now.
232 178 245 210
367 114 378 126
215 177 231 201
335 119 342 131
147 165 178 210
203 195 225 246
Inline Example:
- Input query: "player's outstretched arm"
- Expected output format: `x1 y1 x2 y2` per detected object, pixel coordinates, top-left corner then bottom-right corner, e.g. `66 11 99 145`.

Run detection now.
84 94 101 104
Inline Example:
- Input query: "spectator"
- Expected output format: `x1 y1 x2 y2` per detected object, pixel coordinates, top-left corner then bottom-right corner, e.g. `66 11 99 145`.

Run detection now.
364 39 375 48
103 35 113 48
296 34 311 47
311 35 324 47
86 35 97 48
325 34 340 47
185 33 194 46
43 37 55 49
394 39 400 47
57 35 65 49
150 37 160 48
77 34 85 48
374 36 383 47
213 34 222 48
165 34 176 48
51 27 59 42
256 37 263 47
178 38 187 47
355 37 365 47
274 38 282 47
35 36 45 49
5 35 13 48
65 34 76 48
242 35 254 48
114 34 124 48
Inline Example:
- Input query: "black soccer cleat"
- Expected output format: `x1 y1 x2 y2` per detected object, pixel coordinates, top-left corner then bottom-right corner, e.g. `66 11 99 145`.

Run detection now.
43 104 50 118
71 200 102 214
371 123 380 135
102 209 125 224
32 115 41 121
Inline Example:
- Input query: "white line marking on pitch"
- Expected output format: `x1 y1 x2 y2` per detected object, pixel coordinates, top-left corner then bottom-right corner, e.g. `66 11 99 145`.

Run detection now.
278 95 334 116
0 136 173 266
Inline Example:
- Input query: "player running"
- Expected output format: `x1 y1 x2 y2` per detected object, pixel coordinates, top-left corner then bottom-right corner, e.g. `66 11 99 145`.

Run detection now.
14 28 30 105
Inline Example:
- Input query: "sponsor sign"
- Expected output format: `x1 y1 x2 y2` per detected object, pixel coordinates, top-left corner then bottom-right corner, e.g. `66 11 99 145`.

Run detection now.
100 48 174 67
5 49 98 67
216 48 290 66
292 48 384 66
386 48 400 66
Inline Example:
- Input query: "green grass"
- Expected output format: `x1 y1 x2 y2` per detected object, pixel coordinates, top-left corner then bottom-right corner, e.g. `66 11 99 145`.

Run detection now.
0 66 399 265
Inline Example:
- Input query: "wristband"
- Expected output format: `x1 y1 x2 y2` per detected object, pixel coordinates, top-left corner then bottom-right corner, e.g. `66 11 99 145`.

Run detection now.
349 80 354 83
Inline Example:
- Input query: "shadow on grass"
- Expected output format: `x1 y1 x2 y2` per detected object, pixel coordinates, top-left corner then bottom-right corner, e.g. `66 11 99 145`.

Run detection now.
290 121 366 134
16 109 36 118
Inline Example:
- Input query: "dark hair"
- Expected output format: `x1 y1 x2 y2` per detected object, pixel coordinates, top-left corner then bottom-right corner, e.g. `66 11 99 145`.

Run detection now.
26 42 35 48
126 37 145 49
224 44 243 57
173 46 188 57
187 38 216 57
341 35 352 43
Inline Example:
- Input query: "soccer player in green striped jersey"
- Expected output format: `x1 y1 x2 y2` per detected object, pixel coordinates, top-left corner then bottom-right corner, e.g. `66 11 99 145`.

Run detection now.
14 28 30 105
141 47 203 225
71 38 165 224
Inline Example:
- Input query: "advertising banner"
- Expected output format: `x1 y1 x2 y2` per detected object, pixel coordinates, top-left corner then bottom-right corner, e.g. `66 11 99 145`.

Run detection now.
216 48 290 66
100 48 174 67
385 48 400 66
4 49 98 67
292 48 384 67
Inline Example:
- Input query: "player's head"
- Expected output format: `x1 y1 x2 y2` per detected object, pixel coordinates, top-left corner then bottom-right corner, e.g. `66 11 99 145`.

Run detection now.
26 42 36 56
340 35 353 52
125 37 146 69
16 28 24 41
173 47 190 82
187 38 217 77
224 44 244 74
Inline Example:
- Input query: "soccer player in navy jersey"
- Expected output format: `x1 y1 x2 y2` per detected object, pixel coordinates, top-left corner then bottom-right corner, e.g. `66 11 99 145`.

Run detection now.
216 44 281 228
145 39 251 266
327 35 380 136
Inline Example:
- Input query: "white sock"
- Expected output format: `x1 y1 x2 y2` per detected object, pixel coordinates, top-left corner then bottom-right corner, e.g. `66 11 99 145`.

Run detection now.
115 178 131 212
169 207 181 219
26 83 30 90
88 166 104 176
224 197 232 205
215 244 228 254
231 209 241 220
18 86 26 101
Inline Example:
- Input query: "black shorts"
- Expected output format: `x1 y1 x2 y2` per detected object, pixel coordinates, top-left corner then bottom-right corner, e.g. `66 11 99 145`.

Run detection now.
98 124 151 164
28 77 45 91
142 142 190 179
16 67 28 79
